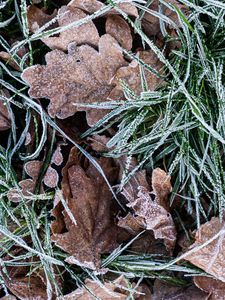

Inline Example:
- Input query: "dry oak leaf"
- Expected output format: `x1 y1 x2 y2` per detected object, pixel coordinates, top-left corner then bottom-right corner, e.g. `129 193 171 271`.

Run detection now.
0 90 11 131
41 6 100 51
142 0 189 37
22 34 128 126
27 5 57 33
184 217 225 283
51 147 119 270
194 276 225 300
152 168 172 210
58 276 150 299
110 50 164 100
106 15 132 50
152 279 207 300
128 187 177 252
68 0 138 17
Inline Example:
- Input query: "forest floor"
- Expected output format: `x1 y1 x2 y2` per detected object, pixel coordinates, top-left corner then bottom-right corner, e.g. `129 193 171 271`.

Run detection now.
0 0 225 299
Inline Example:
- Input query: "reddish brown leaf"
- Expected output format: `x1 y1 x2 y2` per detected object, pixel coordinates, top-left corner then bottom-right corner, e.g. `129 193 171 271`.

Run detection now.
87 134 110 153
152 168 172 210
0 296 17 300
110 50 164 100
27 5 57 33
51 144 64 166
184 217 225 282
43 166 59 188
51 147 119 270
68 0 138 17
128 187 176 252
22 34 127 126
58 276 151 299
194 276 225 300
0 90 11 131
142 0 189 37
106 15 132 50
42 6 100 50
152 279 208 300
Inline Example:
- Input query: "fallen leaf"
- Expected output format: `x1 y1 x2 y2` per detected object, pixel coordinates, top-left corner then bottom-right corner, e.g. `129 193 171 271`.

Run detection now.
27 5 57 33
51 144 64 166
152 168 172 210
58 276 150 299
22 34 127 126
194 276 225 300
41 6 100 50
184 217 225 283
43 165 59 188
110 50 164 100
142 0 189 37
106 15 132 50
0 90 11 131
51 147 119 270
152 279 208 300
0 296 17 300
0 52 21 71
87 134 110 152
68 0 138 17
128 187 176 252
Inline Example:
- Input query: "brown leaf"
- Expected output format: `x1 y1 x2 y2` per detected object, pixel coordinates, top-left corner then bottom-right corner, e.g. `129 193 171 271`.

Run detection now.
27 5 57 33
0 296 17 300
22 34 127 126
87 134 110 152
152 168 172 210
110 50 164 100
0 52 21 71
0 261 47 300
58 276 150 299
42 6 100 50
142 0 189 37
106 15 132 50
43 166 59 188
184 217 225 283
152 279 208 300
51 144 64 166
0 90 11 131
128 187 176 252
194 276 225 300
51 147 119 270
68 0 138 17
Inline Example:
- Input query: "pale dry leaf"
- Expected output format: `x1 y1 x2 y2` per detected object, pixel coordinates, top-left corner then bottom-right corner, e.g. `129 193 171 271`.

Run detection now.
68 0 138 17
142 0 189 37
0 90 11 131
106 15 132 50
22 34 128 126
42 6 100 50
152 168 172 210
43 166 59 188
51 144 64 166
0 296 17 300
51 147 119 270
184 217 225 283
110 50 164 100
128 187 176 252
194 276 225 300
152 279 207 300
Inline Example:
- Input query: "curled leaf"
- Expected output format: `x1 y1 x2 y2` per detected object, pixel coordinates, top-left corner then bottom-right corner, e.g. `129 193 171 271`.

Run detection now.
0 90 11 131
22 34 127 126
110 50 164 100
51 147 119 270
184 217 225 283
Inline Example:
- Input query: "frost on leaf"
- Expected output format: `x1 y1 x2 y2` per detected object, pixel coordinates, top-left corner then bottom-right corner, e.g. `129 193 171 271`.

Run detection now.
0 90 11 131
110 50 164 100
58 276 150 299
194 276 225 300
51 147 119 270
22 34 127 126
118 164 176 252
106 15 132 50
42 6 100 51
184 217 225 283
68 0 138 17
152 168 172 210
27 5 57 33
142 0 189 37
